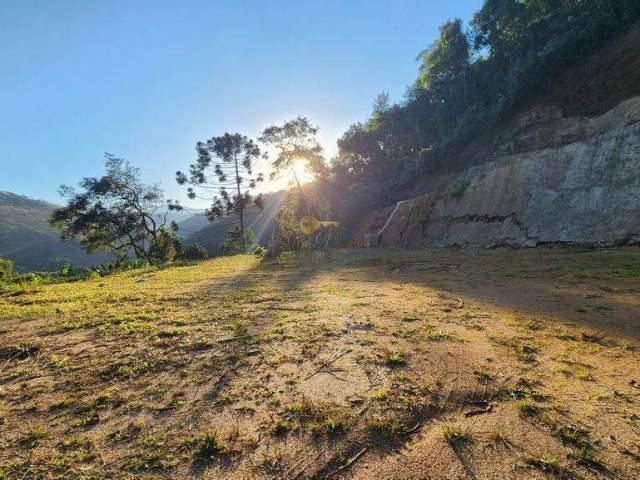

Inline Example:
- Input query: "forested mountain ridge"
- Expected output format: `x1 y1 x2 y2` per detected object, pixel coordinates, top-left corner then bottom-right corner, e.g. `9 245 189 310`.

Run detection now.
0 191 107 271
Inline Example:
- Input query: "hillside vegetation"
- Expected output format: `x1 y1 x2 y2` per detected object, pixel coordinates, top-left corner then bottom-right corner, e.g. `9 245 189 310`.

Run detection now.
183 191 285 257
301 1 640 227
1 247 640 479
0 192 107 272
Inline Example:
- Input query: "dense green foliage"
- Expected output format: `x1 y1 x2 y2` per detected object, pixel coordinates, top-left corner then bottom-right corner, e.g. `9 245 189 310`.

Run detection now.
0 257 12 278
180 243 209 261
327 0 640 221
51 154 180 262
219 226 257 255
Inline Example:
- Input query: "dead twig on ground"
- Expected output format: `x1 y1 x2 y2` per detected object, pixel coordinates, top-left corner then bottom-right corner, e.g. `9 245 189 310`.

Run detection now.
218 335 253 343
333 446 368 475
304 349 352 381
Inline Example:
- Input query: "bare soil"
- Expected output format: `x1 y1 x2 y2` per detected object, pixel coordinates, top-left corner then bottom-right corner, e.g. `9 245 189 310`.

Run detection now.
1 247 640 479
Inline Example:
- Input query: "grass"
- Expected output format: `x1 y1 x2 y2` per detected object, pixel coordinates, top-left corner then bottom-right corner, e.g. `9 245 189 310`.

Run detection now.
571 445 603 468
193 430 226 460
383 350 407 367
524 452 566 475
1 247 637 478
516 399 541 417
366 414 406 440
270 419 293 436
309 416 345 436
442 423 471 446
555 329 576 341
18 425 47 448
473 368 494 384
514 341 540 362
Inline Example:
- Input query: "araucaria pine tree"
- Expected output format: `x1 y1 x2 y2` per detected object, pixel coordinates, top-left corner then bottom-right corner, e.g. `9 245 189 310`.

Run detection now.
174 133 264 253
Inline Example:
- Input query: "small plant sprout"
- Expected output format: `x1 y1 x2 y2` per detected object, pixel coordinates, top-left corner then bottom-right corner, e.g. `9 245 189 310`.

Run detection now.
442 423 471 446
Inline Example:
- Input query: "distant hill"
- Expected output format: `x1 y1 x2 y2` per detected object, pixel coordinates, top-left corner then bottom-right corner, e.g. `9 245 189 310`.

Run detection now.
182 191 286 255
0 191 108 272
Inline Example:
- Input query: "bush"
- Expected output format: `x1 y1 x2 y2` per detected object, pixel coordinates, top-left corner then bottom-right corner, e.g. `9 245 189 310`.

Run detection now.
181 244 209 261
150 228 178 263
0 258 13 278
219 226 256 255
59 264 73 277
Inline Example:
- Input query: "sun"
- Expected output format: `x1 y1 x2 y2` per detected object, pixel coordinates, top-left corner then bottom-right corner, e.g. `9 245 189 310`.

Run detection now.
264 159 315 192
289 159 315 186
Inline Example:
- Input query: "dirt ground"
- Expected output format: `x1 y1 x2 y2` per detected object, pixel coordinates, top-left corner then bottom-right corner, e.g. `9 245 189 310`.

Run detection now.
1 246 640 479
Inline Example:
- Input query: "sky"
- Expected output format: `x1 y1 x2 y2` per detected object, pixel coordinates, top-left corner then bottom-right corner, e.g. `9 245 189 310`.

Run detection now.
0 0 483 208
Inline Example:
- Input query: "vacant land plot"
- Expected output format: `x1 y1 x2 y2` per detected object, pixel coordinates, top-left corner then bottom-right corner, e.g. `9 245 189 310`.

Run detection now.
1 247 640 479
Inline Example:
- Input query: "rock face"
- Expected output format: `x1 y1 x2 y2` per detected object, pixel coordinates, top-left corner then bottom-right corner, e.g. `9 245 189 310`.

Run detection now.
373 97 640 248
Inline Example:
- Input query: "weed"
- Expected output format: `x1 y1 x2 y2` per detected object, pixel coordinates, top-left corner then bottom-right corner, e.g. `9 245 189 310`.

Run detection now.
18 425 47 448
502 386 527 400
384 351 407 367
194 430 226 460
254 446 285 475
309 417 344 436
442 423 471 446
285 401 303 414
571 446 603 468
487 428 512 448
580 331 605 345
366 414 405 440
524 320 543 331
466 322 485 331
555 329 576 341
514 341 539 362
525 452 564 474
576 369 594 381
474 369 494 384
231 320 248 337
109 420 145 443
426 330 456 342
270 419 293 436
370 389 391 402
448 179 468 200
516 399 540 416
554 425 591 449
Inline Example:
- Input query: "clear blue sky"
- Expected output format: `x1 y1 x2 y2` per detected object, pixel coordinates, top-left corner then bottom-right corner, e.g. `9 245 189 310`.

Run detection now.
0 0 483 206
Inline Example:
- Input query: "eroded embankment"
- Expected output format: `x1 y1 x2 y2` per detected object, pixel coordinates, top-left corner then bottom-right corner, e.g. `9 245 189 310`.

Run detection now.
368 96 640 248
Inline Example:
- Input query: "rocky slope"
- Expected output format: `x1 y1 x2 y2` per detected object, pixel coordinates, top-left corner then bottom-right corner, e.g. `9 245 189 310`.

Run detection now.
368 96 640 248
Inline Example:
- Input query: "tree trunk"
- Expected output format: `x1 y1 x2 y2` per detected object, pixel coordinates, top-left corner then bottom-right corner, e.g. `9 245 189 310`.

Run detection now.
234 153 246 254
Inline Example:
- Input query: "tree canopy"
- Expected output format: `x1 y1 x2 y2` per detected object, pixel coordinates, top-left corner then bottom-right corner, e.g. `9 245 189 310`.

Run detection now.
259 116 327 185
51 154 178 262
175 133 264 253
325 0 640 224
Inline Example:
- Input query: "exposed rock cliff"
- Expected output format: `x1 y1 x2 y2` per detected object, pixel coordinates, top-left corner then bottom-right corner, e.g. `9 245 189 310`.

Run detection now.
370 97 640 248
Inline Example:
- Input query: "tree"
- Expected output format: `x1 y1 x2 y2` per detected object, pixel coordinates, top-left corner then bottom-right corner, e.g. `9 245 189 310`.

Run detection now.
372 92 391 116
51 154 179 262
259 116 327 187
180 244 209 261
175 133 264 254
219 226 256 256
416 18 471 105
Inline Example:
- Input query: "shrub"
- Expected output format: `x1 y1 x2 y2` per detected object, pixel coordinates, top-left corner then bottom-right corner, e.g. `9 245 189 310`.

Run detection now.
59 264 73 277
181 244 209 261
219 226 257 255
0 258 13 279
